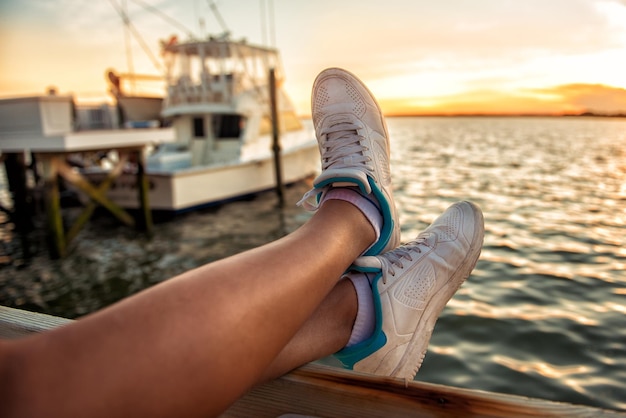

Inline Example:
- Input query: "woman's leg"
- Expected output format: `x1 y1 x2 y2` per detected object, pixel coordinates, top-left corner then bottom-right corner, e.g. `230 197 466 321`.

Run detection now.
261 277 358 381
1 66 404 418
2 200 374 418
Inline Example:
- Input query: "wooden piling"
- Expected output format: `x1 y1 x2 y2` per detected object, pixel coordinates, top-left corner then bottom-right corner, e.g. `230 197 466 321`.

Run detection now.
269 68 285 207
33 148 153 258
3 152 33 258
135 149 153 235
39 155 66 258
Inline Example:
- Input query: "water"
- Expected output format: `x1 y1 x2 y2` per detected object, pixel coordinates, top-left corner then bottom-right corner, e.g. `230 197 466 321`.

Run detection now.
1 116 625 411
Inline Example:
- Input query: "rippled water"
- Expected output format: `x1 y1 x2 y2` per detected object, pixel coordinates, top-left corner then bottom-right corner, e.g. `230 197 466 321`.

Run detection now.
387 117 626 412
1 116 625 411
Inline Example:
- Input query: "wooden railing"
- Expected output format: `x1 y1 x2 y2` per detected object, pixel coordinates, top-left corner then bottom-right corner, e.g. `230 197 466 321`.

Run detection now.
1 306 624 418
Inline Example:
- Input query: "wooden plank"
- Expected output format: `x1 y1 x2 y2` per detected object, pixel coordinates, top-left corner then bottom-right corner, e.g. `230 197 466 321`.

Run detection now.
225 364 625 418
0 306 72 339
1 306 624 418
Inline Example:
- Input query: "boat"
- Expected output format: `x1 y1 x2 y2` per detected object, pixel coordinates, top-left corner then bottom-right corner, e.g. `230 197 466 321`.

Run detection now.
106 69 164 126
86 34 319 212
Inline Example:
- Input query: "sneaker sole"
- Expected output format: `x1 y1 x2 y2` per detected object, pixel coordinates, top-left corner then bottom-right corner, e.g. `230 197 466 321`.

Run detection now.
389 201 484 379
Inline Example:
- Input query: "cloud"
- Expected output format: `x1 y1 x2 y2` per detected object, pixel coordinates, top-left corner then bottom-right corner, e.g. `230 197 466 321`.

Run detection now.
284 0 626 79
530 84 626 114
379 83 626 115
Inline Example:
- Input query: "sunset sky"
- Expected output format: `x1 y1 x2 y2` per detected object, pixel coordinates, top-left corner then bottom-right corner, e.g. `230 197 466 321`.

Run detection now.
2 0 626 116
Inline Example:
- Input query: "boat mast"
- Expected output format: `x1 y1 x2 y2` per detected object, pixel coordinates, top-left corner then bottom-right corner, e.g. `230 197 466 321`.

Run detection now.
208 0 230 37
109 0 191 77
122 0 136 93
268 0 276 47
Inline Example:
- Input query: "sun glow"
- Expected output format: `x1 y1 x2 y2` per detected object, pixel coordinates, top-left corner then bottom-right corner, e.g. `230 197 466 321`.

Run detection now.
2 0 626 116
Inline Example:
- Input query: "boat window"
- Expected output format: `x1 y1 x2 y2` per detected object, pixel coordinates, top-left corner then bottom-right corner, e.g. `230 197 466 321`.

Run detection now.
193 117 205 137
213 114 243 139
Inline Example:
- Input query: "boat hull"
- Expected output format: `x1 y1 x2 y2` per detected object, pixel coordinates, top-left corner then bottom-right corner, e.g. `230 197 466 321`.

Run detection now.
90 143 319 212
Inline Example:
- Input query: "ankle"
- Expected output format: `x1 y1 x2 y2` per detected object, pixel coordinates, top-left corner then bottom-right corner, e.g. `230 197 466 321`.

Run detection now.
317 199 376 253
320 189 381 254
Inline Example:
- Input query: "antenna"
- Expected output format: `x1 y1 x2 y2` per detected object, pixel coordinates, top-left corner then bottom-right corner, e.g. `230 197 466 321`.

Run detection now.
108 0 163 73
260 0 275 47
199 18 206 38
129 0 194 38
207 0 230 36
122 0 135 91
268 0 276 47
260 0 267 45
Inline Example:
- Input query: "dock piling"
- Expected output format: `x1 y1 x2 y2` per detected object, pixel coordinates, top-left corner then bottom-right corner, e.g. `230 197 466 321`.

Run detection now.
3 152 33 259
269 68 285 207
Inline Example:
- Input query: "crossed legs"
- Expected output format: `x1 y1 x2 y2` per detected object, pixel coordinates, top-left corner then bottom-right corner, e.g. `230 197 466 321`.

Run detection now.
1 200 371 418
262 277 358 382
1 66 484 418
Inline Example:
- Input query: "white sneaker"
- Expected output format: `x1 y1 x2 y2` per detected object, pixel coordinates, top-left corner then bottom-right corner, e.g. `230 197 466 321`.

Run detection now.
298 68 400 255
335 201 484 379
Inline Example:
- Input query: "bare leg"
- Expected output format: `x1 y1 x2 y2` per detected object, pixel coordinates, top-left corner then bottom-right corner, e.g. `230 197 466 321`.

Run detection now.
1 200 374 418
261 277 358 381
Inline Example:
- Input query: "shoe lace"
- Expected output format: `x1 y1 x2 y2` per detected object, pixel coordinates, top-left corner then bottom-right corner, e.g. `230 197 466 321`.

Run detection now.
297 186 328 210
320 114 372 172
383 236 427 283
297 114 374 210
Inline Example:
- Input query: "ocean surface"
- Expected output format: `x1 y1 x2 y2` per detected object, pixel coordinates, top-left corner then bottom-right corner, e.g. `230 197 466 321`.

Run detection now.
1 116 625 411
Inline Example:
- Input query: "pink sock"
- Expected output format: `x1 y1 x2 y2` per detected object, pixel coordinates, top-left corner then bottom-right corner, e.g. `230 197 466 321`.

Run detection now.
321 188 382 254
345 272 376 347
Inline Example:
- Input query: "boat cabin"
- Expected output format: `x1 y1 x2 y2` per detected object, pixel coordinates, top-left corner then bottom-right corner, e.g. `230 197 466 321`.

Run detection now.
149 35 305 170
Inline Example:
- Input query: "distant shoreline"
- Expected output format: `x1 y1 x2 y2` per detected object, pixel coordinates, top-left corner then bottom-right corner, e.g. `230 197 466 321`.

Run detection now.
387 113 626 118
300 112 626 119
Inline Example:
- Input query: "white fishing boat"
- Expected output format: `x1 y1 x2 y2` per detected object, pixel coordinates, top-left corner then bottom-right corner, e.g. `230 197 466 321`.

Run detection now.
84 34 318 212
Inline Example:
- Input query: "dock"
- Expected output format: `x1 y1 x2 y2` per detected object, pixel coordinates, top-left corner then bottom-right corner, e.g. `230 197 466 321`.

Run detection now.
1 305 623 418
0 95 175 257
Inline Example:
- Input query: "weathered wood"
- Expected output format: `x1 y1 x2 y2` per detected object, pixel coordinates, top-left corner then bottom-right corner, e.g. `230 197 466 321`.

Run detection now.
55 155 135 227
1 306 623 418
224 364 625 418
39 154 66 258
0 306 72 339
269 67 285 207
135 149 153 234
2 152 32 257
35 147 153 257
65 151 130 244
